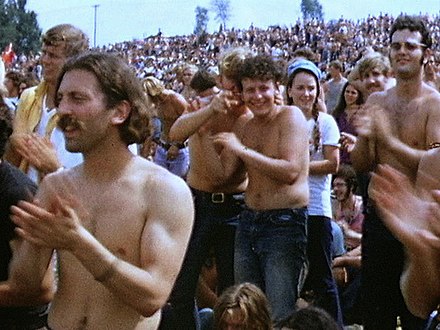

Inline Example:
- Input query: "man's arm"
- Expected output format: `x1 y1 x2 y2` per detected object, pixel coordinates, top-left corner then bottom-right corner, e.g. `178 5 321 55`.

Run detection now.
370 164 440 318
0 238 55 307
11 172 194 317
169 91 234 142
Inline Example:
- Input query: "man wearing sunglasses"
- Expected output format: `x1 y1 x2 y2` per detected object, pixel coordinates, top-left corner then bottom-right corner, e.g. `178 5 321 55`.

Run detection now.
351 15 440 330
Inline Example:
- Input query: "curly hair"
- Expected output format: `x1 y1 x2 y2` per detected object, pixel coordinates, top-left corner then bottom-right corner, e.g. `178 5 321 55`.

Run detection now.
213 283 272 330
237 54 285 89
56 52 152 145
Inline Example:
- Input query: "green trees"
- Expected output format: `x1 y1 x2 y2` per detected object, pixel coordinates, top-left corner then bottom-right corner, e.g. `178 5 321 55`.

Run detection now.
194 6 209 35
210 0 231 30
300 0 324 21
0 0 41 55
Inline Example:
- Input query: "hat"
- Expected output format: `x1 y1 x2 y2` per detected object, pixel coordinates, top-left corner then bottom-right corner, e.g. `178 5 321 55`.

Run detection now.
287 59 323 81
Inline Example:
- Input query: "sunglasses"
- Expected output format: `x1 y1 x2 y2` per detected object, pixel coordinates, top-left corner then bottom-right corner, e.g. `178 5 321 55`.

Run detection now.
390 41 426 52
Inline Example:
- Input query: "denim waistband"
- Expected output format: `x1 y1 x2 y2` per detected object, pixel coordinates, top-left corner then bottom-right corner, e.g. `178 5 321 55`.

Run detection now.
190 187 245 205
242 206 308 221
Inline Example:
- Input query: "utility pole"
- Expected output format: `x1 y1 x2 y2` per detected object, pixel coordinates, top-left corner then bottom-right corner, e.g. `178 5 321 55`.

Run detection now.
92 4 100 47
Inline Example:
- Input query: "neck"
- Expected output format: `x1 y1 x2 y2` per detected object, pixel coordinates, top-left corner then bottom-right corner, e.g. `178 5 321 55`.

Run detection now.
82 136 133 182
46 82 58 109
395 70 424 99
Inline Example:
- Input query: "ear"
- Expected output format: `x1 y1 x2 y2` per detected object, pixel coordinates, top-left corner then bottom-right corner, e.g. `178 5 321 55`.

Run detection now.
422 48 433 65
111 100 131 125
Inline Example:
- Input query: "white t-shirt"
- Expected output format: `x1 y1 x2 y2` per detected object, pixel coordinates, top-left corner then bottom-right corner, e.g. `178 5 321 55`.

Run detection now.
307 112 340 218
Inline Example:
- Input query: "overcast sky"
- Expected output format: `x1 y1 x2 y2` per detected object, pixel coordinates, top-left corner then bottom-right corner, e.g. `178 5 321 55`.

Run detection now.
26 0 440 46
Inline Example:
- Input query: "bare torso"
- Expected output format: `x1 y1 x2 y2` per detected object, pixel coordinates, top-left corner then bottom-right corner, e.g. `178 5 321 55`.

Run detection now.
186 105 251 193
48 158 164 329
240 106 309 210
370 85 440 179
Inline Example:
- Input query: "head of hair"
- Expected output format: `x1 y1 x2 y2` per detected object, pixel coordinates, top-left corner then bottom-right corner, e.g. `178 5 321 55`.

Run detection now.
56 52 152 145
174 63 198 82
142 76 165 97
356 53 391 80
5 71 22 88
213 283 272 330
286 59 322 106
329 60 344 72
332 82 364 119
42 24 89 58
333 164 358 194
218 47 255 83
190 68 217 93
390 15 432 49
278 306 340 330
237 54 284 90
0 104 13 158
292 47 316 62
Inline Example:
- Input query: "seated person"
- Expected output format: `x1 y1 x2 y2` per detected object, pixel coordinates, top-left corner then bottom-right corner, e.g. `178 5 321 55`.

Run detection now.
213 283 272 330
331 164 363 325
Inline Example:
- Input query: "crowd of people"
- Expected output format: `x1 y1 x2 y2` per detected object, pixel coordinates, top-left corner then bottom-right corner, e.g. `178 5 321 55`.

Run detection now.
0 11 440 330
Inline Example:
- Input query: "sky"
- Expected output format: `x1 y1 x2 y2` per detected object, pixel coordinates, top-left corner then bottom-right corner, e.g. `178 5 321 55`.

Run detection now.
25 0 440 47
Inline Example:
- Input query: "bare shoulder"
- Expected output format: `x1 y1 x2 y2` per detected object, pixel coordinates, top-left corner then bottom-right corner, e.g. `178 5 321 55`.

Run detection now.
132 157 192 203
366 89 390 105
278 105 307 123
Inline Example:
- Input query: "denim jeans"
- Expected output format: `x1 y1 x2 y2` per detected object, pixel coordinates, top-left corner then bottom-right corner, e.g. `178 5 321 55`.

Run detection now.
159 188 244 330
234 207 308 325
304 216 344 328
361 205 426 330
153 145 190 178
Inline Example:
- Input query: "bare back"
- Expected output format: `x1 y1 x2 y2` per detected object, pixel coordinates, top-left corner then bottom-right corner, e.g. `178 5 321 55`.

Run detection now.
241 106 309 210
157 91 187 143
46 157 190 329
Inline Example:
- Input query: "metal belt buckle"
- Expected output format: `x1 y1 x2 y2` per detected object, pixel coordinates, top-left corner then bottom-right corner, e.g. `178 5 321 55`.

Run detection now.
211 193 225 203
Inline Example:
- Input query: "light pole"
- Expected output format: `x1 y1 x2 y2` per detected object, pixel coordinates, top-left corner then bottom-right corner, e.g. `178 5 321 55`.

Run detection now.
92 4 100 47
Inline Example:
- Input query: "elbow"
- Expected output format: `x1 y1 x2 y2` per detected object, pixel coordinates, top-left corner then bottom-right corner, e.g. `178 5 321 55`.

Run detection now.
138 298 167 318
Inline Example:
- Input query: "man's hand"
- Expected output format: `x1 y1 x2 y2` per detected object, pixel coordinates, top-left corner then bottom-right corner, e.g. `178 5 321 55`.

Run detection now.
340 132 357 153
14 133 61 174
10 179 88 251
212 132 244 155
370 164 440 253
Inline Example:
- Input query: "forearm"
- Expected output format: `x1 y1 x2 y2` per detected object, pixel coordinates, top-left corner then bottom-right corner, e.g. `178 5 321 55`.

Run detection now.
351 136 375 173
236 146 299 184
5 240 54 305
169 105 215 142
309 159 338 175
71 228 166 317
401 259 440 318
386 137 424 174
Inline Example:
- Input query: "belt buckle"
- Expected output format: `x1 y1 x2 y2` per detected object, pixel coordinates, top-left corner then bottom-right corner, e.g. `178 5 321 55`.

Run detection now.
211 193 225 203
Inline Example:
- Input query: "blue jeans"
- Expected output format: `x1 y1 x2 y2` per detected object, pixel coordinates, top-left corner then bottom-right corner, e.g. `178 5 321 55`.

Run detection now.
234 207 308 325
159 188 244 330
153 145 189 178
361 205 426 330
304 216 344 328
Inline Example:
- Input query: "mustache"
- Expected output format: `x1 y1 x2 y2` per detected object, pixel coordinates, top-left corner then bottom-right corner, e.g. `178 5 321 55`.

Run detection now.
57 115 85 131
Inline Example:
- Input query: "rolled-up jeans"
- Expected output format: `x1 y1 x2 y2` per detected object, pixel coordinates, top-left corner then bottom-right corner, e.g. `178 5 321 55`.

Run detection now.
234 207 308 325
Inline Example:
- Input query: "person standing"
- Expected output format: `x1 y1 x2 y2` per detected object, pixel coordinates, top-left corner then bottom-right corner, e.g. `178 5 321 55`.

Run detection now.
351 15 440 329
323 60 347 114
9 52 194 329
6 24 89 182
286 59 343 327
213 54 310 325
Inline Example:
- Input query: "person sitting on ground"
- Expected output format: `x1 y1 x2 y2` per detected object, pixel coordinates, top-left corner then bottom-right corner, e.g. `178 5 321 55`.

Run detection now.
213 282 272 330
